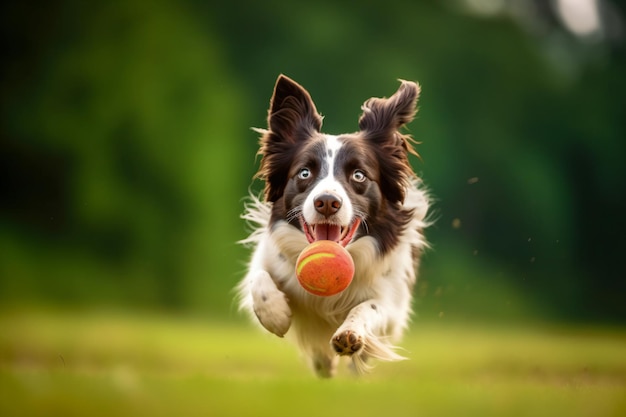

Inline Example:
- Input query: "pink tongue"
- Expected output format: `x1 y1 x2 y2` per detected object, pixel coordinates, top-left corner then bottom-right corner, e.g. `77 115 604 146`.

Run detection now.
315 224 342 241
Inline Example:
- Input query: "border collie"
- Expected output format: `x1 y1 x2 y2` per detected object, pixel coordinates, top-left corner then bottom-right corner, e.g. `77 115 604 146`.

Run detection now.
238 75 429 377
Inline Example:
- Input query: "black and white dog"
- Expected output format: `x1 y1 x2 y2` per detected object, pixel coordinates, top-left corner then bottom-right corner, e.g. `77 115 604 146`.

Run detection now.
238 75 430 377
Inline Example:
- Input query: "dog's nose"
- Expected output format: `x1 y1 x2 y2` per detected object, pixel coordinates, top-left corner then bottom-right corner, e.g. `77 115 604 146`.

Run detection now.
314 193 342 217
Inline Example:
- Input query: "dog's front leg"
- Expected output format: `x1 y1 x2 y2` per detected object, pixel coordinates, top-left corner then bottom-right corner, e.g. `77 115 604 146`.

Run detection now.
331 299 405 371
249 269 292 337
331 300 377 355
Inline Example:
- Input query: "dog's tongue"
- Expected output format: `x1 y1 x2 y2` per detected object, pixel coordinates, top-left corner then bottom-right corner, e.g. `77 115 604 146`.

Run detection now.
315 224 341 242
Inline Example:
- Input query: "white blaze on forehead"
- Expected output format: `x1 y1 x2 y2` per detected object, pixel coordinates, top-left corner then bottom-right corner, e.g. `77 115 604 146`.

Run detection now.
325 134 343 168
302 135 354 225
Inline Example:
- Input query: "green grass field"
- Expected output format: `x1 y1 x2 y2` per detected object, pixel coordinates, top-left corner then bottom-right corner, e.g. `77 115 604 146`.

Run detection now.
1 310 624 417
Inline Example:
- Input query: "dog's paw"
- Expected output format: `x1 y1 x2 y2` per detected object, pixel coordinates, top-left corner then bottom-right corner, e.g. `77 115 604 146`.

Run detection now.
252 285 292 337
331 329 364 356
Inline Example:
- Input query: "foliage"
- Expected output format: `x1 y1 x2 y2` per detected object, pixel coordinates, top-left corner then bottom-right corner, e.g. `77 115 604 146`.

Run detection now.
1 0 625 321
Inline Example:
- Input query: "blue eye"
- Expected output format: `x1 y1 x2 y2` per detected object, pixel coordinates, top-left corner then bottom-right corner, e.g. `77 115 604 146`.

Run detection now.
298 168 311 179
352 170 366 182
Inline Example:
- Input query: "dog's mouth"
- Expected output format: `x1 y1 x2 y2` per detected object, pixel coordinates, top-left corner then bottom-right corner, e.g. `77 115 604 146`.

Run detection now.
300 216 361 247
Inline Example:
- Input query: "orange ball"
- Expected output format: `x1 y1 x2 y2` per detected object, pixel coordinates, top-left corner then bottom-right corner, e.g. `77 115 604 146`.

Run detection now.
295 240 354 296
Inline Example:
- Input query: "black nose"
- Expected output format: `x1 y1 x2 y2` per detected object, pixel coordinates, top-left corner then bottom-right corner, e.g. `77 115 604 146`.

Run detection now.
314 193 342 217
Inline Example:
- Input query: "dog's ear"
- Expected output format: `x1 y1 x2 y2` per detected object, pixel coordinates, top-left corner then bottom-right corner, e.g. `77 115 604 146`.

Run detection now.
256 75 323 202
358 80 420 144
358 80 421 204
268 74 322 142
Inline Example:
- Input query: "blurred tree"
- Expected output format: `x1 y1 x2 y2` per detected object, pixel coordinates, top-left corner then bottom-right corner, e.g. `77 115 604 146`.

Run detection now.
1 0 624 322
200 0 626 321
1 0 248 312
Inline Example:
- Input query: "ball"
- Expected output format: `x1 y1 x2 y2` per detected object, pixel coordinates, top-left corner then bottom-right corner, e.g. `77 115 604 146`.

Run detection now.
295 240 355 296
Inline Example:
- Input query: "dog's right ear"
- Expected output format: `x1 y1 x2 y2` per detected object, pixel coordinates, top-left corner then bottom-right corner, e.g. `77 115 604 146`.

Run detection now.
267 74 322 141
256 75 323 202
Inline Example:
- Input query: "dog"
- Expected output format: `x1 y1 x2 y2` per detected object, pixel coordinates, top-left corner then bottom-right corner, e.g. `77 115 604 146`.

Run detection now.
237 75 430 377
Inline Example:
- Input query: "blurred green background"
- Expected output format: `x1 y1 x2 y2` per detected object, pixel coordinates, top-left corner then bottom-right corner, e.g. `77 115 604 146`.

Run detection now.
1 0 625 325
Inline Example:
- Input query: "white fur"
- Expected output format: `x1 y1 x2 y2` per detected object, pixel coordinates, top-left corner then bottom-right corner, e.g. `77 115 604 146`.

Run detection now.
301 135 353 226
238 175 429 377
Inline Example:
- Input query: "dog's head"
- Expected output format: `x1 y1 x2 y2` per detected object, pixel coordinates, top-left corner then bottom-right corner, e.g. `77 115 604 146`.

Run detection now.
255 75 420 254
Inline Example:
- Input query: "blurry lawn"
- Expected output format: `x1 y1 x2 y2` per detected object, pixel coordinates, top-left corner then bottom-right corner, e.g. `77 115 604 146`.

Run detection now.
1 310 625 417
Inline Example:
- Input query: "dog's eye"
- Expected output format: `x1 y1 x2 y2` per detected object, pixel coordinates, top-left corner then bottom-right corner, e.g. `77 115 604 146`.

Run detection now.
352 170 366 182
298 168 311 179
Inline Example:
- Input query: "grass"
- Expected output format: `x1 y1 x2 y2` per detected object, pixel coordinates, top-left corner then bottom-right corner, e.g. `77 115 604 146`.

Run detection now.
0 310 625 417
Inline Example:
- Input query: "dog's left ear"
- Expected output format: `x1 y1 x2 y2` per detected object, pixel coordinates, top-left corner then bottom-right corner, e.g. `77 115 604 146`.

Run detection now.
358 80 421 204
358 80 420 147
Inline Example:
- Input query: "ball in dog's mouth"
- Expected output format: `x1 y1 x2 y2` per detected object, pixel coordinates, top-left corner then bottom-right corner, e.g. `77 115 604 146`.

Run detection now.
295 240 355 296
300 217 361 247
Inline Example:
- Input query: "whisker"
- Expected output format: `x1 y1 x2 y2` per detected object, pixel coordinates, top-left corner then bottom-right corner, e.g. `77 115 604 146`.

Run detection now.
286 206 303 224
354 210 369 234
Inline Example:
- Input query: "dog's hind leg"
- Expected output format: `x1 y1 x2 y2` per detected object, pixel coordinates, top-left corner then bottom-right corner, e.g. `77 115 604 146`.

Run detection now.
311 351 339 378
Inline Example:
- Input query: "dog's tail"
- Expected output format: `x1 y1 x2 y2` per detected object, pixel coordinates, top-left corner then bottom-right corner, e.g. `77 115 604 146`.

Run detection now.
351 333 407 374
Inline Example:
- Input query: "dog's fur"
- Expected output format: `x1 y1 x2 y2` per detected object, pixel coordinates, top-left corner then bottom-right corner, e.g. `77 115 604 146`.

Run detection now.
238 75 429 377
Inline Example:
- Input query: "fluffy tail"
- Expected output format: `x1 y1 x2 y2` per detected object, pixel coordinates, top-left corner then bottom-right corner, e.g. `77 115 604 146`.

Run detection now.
351 334 407 375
